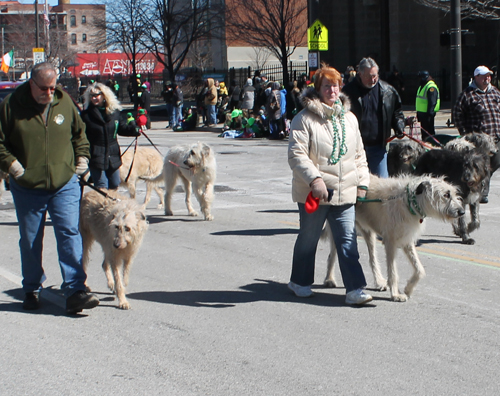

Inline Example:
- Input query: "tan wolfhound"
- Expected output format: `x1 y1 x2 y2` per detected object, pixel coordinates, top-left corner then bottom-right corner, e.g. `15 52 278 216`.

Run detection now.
80 189 149 309
323 174 464 302
163 142 216 221
120 146 165 209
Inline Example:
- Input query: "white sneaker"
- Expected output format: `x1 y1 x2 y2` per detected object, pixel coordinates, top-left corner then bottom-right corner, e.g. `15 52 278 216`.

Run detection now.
345 288 373 305
287 282 313 298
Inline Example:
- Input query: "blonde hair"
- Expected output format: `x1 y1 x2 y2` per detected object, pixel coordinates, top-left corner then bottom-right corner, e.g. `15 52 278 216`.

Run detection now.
82 82 122 114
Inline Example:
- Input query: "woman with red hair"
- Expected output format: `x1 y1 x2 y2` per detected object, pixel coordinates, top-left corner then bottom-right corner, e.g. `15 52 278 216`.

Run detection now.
287 64 372 305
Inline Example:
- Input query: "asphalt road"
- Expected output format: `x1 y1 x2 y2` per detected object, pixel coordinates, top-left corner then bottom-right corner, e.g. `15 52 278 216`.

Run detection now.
1 115 499 396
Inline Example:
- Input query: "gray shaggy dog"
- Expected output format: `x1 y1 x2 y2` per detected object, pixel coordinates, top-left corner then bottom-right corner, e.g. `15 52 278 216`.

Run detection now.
80 189 149 310
163 142 216 221
387 140 426 176
323 174 464 302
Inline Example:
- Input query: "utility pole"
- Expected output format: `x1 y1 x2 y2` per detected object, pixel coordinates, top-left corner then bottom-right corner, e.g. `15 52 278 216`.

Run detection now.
35 1 39 48
308 0 320 73
450 0 461 119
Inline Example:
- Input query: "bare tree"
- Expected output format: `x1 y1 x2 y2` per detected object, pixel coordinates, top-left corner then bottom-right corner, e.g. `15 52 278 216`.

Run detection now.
226 0 307 88
147 0 225 81
93 0 152 80
414 0 500 19
248 47 272 71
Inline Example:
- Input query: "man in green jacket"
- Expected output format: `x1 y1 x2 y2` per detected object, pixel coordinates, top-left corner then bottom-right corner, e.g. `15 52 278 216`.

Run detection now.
0 62 99 314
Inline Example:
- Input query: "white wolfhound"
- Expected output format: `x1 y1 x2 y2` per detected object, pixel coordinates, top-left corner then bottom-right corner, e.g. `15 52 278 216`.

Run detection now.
120 146 165 209
163 142 216 221
323 174 464 302
80 189 149 309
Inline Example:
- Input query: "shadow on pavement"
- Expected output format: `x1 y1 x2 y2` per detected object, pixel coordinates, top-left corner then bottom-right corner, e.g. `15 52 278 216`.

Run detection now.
128 279 380 308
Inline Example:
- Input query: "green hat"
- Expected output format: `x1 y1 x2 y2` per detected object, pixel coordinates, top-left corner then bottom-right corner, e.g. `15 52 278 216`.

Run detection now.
138 109 145 115
231 109 243 118
127 112 133 118
247 117 255 127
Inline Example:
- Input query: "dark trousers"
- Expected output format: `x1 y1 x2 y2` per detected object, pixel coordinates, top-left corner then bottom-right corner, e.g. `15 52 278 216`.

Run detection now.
417 112 436 138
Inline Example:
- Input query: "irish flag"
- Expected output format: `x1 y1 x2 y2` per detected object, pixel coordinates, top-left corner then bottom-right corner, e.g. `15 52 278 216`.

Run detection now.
1 50 13 74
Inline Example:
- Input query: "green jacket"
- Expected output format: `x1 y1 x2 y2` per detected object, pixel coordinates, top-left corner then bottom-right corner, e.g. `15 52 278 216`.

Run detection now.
0 82 89 190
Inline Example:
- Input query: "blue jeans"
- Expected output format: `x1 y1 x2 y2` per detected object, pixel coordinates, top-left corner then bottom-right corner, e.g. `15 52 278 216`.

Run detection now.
172 104 183 128
290 203 367 293
90 167 121 189
10 175 87 297
208 105 217 125
364 145 389 178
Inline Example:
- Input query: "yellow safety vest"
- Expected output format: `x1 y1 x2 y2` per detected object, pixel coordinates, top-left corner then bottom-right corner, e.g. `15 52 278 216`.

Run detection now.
416 80 440 112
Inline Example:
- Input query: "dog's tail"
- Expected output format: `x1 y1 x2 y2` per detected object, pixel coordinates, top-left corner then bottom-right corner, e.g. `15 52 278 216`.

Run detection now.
138 172 164 184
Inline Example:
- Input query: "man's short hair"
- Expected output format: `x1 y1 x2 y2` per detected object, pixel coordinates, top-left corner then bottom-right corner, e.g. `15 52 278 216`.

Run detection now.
358 58 379 74
31 62 57 81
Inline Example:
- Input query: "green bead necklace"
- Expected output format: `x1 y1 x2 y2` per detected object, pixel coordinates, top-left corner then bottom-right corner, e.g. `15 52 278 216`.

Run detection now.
329 101 347 165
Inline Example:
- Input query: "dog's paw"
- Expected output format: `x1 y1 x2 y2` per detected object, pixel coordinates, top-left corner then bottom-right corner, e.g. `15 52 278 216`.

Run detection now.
118 301 131 310
375 280 388 291
323 279 337 288
157 204 164 210
107 282 115 292
461 237 475 245
391 294 408 302
85 285 92 293
204 214 214 221
164 210 174 216
189 211 199 217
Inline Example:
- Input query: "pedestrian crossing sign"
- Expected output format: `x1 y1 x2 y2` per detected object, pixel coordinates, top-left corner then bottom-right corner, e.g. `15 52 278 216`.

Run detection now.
308 20 328 51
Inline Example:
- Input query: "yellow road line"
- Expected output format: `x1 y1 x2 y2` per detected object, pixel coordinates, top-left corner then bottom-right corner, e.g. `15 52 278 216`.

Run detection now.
279 221 500 270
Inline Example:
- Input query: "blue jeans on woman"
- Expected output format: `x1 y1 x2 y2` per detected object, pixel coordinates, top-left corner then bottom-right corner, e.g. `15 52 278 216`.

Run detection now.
10 175 87 298
90 167 121 189
290 203 367 293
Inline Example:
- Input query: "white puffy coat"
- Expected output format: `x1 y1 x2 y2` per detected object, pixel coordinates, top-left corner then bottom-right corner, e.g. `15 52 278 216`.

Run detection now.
288 88 370 205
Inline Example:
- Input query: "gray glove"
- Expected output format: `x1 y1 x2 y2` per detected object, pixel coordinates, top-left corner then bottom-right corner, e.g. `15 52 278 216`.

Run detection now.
75 156 90 181
9 160 25 179
310 178 329 202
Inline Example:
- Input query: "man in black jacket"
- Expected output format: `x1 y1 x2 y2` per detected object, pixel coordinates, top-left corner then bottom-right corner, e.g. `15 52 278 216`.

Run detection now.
342 57 404 177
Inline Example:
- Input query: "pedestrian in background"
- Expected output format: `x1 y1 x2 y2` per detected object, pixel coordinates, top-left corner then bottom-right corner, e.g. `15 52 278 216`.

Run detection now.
415 70 440 137
0 62 99 314
204 78 218 126
453 65 500 203
342 57 404 177
240 78 256 116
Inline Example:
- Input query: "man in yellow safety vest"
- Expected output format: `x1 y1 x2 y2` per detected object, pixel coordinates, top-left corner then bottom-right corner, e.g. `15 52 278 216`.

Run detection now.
415 71 440 138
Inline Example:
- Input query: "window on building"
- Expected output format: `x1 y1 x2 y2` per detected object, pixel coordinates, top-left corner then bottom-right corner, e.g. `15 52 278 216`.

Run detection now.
82 34 87 42
71 33 77 44
70 15 76 27
82 15 86 24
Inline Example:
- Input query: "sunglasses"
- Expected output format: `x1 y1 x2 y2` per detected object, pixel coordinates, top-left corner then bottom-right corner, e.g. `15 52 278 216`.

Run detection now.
90 92 102 98
31 78 56 92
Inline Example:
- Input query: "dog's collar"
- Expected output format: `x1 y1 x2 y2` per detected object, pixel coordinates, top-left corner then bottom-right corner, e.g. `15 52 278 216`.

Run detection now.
406 184 426 221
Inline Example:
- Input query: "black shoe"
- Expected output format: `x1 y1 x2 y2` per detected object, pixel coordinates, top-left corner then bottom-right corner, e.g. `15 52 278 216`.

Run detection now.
480 196 489 204
66 290 99 314
23 292 40 310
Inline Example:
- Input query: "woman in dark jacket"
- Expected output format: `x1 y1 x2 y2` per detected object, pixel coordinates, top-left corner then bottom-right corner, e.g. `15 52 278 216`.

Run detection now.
81 83 140 189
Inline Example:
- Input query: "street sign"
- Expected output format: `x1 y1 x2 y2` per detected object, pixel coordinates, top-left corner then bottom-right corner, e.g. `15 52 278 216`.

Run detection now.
308 52 318 68
33 48 45 64
308 20 328 51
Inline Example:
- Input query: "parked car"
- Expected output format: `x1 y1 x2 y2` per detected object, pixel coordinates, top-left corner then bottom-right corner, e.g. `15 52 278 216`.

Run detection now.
0 81 24 102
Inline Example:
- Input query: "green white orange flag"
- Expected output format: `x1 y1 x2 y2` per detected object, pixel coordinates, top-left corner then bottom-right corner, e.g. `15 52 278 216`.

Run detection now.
1 50 14 74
